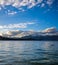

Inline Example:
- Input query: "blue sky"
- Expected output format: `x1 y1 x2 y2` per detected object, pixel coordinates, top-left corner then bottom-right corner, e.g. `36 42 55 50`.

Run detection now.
0 0 58 32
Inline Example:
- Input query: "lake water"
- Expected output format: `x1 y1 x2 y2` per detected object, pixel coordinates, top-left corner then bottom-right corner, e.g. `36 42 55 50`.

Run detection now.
0 41 58 65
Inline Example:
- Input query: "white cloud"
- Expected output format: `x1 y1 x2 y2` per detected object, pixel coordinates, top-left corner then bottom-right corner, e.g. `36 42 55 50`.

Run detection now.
19 8 25 12
42 27 57 33
0 0 43 8
0 0 54 9
7 11 17 15
41 3 45 7
0 33 3 36
0 7 2 10
46 0 54 6
1 29 36 37
37 0 43 3
6 30 22 36
0 22 35 29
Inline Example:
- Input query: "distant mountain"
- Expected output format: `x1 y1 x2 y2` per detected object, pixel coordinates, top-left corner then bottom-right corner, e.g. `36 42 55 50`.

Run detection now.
0 31 58 40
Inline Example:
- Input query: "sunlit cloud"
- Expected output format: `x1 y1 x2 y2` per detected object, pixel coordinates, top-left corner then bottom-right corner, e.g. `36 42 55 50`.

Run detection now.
42 27 57 33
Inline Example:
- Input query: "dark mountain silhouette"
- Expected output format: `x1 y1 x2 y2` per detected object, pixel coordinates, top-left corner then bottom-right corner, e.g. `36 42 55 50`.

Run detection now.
0 35 58 41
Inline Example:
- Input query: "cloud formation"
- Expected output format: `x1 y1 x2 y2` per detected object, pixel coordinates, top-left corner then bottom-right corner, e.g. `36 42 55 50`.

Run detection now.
0 0 54 14
42 27 57 33
5 30 22 36
46 0 54 6
7 10 17 15
0 27 58 38
0 22 35 29
0 30 35 37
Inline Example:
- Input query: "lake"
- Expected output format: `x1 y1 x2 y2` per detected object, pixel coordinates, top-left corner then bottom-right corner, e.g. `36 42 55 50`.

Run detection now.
0 41 58 65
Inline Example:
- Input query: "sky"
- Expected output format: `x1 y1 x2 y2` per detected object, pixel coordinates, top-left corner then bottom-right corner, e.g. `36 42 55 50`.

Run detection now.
0 0 58 33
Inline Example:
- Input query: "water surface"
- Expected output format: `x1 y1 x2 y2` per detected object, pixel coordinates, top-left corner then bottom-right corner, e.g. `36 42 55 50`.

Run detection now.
0 41 58 65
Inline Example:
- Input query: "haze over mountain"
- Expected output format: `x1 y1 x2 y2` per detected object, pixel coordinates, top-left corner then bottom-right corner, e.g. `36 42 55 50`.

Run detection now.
0 27 58 38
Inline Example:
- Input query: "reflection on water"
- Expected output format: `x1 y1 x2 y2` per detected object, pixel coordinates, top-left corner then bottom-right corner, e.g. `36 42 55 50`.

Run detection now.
0 41 58 65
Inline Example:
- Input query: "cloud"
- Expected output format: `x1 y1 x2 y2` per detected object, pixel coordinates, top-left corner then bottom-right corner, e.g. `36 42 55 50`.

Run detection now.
46 0 54 6
0 22 35 37
0 0 43 8
0 33 3 36
1 29 36 37
0 27 58 37
42 27 57 33
41 3 45 7
19 8 25 12
0 7 2 10
0 22 35 29
0 0 54 15
6 30 22 36
7 11 17 15
0 30 22 37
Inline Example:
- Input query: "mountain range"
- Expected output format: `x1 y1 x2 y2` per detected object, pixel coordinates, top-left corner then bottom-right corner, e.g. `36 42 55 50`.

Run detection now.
0 31 58 41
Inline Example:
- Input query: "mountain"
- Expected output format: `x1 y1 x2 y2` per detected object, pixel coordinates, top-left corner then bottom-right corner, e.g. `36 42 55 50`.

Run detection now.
0 31 58 40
